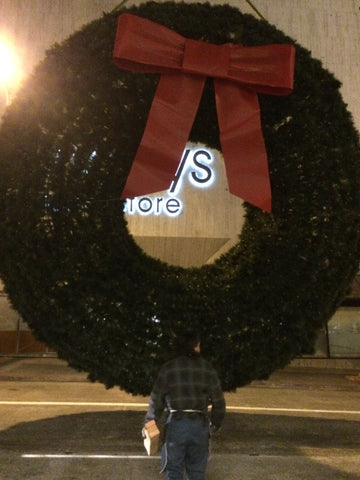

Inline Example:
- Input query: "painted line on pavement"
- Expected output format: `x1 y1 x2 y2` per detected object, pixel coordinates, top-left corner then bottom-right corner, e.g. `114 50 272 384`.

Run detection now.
0 401 148 407
227 406 360 415
1 401 360 415
22 454 160 459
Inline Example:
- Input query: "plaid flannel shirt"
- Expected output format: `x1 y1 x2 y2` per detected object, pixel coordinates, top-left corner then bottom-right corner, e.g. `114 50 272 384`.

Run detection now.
145 354 226 429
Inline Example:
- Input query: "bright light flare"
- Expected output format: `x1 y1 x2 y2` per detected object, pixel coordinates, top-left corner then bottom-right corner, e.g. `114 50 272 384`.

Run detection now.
0 40 19 83
0 37 22 105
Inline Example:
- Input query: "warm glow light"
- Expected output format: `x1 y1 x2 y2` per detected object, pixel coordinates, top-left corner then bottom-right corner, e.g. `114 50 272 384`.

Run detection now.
0 41 17 83
0 37 22 104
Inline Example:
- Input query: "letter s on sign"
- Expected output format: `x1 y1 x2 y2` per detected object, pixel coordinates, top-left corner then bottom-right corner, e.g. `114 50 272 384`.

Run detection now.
189 149 214 188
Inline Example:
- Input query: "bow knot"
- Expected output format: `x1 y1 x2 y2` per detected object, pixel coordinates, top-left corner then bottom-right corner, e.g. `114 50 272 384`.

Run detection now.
113 13 295 212
183 40 231 77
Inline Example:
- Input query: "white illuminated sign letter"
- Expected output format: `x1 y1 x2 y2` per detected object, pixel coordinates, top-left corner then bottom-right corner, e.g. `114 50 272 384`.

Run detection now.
124 147 215 217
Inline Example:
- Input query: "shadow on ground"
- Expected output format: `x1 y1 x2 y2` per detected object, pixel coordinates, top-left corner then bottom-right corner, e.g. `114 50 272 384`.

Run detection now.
0 411 359 479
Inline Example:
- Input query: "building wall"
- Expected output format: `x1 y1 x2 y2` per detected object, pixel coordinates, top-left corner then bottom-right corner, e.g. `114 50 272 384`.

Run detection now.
0 0 359 353
0 0 358 129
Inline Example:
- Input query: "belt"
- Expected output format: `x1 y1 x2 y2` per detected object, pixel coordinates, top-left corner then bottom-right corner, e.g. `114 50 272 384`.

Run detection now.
169 409 204 414
169 409 207 421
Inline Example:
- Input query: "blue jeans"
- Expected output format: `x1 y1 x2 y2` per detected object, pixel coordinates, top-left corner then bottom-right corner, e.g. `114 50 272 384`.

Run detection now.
164 416 209 480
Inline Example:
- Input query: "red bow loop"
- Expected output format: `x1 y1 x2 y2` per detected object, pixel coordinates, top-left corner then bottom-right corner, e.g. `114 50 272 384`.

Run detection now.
113 13 295 212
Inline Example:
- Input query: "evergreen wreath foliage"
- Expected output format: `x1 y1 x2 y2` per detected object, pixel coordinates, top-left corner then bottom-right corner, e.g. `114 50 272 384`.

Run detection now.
0 2 359 394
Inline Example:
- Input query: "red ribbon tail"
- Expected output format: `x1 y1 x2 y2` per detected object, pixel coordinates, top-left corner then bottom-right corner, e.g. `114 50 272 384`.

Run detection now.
215 79 272 213
121 74 206 199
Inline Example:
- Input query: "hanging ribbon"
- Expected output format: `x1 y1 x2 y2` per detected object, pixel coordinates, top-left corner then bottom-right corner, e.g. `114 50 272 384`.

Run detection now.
113 13 295 212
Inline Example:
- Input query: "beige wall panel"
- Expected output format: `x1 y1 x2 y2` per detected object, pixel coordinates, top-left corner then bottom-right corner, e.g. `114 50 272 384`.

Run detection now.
126 145 244 222
236 0 360 132
0 295 20 330
125 144 245 266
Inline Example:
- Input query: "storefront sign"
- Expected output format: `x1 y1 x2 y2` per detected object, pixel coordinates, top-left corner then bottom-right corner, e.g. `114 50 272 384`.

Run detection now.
124 147 215 217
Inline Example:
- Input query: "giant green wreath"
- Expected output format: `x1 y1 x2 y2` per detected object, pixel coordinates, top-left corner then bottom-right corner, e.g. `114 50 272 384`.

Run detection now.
0 2 359 394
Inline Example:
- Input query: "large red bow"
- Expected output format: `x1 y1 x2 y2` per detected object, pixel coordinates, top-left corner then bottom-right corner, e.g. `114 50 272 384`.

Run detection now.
113 13 295 212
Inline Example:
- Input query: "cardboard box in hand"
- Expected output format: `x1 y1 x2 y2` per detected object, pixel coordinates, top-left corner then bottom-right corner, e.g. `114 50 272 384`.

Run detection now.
143 420 160 456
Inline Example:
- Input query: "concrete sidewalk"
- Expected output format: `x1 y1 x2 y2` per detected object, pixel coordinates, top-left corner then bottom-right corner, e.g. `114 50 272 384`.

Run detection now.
0 355 359 390
0 356 360 480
